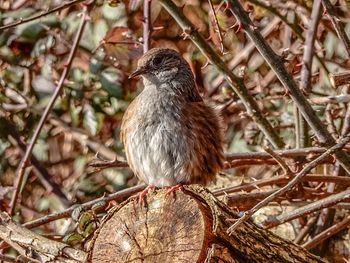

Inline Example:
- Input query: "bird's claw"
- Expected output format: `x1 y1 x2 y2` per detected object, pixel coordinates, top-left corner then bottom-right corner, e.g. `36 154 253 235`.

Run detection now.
165 184 184 197
135 184 155 205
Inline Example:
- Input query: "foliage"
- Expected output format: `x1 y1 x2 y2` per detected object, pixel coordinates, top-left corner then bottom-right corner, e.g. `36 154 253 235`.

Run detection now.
1 0 350 261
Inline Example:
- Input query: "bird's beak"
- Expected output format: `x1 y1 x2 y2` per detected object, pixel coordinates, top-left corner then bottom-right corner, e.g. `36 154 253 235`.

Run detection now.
128 67 147 79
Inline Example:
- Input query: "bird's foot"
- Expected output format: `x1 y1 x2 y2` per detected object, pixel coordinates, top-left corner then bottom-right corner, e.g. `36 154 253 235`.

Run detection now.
136 184 155 204
165 183 184 196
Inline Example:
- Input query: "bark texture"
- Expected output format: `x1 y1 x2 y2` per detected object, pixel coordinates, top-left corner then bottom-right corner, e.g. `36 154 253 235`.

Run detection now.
89 185 326 263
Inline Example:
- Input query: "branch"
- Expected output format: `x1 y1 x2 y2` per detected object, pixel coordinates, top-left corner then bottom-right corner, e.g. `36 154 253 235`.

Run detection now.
9 4 91 215
227 135 350 234
208 0 225 53
264 189 350 228
0 117 70 208
321 0 350 58
296 0 322 149
143 0 152 52
158 0 285 149
22 185 144 229
225 146 350 161
302 214 350 250
226 0 350 174
329 71 350 88
0 212 87 263
300 0 322 93
0 0 86 30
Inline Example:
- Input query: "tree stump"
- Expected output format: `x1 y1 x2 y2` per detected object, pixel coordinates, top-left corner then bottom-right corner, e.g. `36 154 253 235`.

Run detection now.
89 185 326 263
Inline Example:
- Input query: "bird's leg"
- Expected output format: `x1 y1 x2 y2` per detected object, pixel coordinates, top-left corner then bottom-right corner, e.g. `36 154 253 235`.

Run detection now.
136 184 155 204
165 183 184 196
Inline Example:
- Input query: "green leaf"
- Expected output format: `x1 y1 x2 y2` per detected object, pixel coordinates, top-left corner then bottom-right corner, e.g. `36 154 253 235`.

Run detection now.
79 211 94 231
100 68 123 98
83 104 98 136
102 3 125 20
93 19 108 47
2 8 35 19
63 232 84 245
16 15 60 42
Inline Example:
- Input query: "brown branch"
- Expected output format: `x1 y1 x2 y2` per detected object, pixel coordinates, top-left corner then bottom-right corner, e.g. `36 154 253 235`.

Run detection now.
297 0 322 148
246 0 329 76
227 135 350 234
294 216 319 244
22 184 144 229
310 94 350 104
247 0 303 38
226 0 350 174
0 0 86 30
8 4 91 216
0 117 70 208
212 174 350 196
264 189 350 228
329 71 350 88
300 0 322 93
0 212 87 263
264 147 293 175
158 0 285 149
143 0 152 52
226 146 350 161
303 214 350 250
321 0 350 58
208 0 225 53
209 17 280 95
0 254 18 263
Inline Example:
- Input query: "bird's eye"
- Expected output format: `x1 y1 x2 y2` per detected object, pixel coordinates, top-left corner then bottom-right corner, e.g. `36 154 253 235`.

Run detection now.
152 56 164 66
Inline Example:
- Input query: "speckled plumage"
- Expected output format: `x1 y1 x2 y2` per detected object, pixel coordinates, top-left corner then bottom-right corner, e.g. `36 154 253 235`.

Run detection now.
121 48 224 187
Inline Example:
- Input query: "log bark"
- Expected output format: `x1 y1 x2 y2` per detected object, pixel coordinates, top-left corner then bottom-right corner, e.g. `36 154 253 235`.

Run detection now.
89 185 326 263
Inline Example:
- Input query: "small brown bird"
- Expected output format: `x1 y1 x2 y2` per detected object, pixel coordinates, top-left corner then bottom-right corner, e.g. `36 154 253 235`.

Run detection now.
121 48 224 196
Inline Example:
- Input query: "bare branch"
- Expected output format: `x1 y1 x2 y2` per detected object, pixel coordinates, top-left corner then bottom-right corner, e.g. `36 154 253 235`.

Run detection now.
0 0 86 30
264 189 350 228
227 135 350 234
9 4 91 215
159 0 285 149
143 0 152 52
321 0 350 58
226 0 350 174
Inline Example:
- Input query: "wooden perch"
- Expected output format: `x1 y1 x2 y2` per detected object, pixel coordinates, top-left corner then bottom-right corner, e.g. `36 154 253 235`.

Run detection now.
0 212 87 263
89 185 326 263
329 71 350 88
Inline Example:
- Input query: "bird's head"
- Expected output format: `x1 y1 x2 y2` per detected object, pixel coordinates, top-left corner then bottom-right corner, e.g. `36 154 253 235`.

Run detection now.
129 48 191 83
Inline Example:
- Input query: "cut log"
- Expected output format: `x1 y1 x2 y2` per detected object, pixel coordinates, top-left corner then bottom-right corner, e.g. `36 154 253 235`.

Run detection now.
89 185 326 263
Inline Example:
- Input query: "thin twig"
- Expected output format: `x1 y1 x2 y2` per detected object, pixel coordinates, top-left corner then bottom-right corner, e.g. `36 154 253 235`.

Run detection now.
8 5 91 216
208 0 225 53
227 135 350 234
264 147 293 175
245 0 329 76
321 0 350 58
0 254 18 263
297 0 322 149
159 0 285 149
210 17 280 94
329 71 350 87
264 189 350 228
300 0 322 93
226 0 350 174
1 117 70 208
213 174 350 196
294 215 319 244
0 0 86 30
143 0 152 52
302 214 350 250
22 184 144 229
226 146 350 161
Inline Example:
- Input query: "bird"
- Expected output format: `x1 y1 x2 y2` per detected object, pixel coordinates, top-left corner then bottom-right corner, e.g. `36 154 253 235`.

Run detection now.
120 48 224 199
